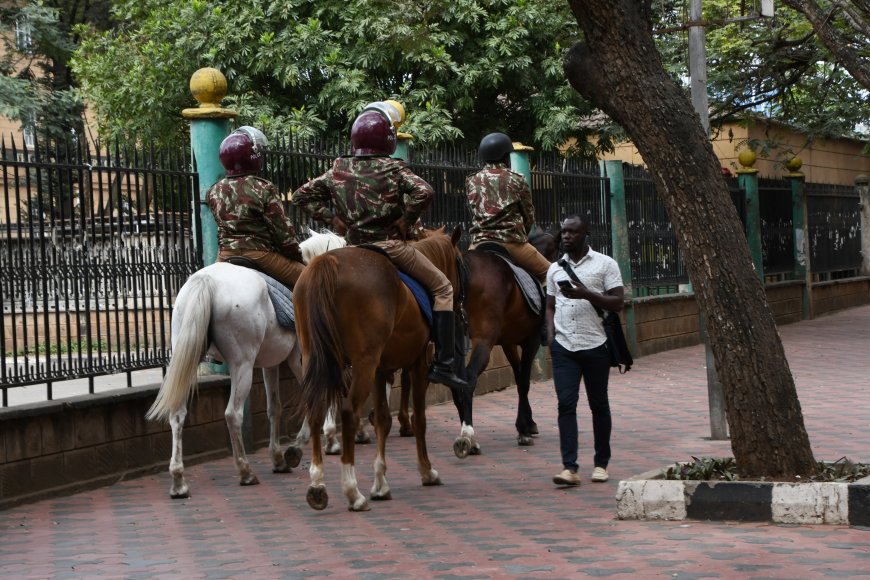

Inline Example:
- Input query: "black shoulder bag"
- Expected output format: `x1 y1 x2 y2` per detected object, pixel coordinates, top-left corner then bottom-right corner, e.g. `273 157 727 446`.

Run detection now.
558 260 633 373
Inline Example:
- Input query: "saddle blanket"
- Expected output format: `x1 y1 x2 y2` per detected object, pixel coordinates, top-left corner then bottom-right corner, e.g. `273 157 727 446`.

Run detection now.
256 271 295 330
398 271 433 327
493 254 544 316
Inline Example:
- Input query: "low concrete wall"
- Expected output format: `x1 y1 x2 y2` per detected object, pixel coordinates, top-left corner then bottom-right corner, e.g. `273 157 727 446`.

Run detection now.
633 278 869 357
0 347 531 510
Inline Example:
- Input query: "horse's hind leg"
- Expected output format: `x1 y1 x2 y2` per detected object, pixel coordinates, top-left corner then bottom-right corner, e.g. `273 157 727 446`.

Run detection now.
168 406 190 498
262 366 294 472
340 363 374 511
226 362 259 486
397 369 414 437
410 361 441 486
370 370 393 501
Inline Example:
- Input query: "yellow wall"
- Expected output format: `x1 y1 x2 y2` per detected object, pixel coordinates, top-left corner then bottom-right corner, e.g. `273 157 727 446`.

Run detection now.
599 121 870 186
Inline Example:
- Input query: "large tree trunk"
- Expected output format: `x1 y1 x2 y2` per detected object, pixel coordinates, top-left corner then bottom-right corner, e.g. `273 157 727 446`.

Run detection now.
564 1 817 479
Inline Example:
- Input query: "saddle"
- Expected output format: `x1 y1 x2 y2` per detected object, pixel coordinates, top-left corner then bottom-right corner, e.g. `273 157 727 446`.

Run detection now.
357 244 433 326
472 242 544 316
222 256 296 330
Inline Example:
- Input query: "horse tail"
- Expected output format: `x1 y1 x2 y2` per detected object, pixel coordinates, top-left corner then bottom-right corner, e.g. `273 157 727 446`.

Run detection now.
299 253 346 420
146 275 212 422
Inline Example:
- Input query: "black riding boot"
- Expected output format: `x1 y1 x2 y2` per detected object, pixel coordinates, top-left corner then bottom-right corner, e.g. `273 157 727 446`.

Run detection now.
428 311 468 390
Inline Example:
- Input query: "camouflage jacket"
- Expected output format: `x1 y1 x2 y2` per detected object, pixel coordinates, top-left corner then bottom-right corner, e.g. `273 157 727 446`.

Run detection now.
292 156 433 244
206 175 302 262
465 162 535 244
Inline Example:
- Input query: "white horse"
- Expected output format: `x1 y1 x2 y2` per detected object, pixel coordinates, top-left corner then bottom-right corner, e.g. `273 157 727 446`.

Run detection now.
146 230 347 498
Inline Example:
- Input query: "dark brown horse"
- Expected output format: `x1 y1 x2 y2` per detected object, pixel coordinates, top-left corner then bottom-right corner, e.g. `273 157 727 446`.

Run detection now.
450 230 559 458
294 227 463 511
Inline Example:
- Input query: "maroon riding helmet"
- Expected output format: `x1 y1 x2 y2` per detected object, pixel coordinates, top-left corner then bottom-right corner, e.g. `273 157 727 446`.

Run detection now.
351 110 397 157
219 126 268 177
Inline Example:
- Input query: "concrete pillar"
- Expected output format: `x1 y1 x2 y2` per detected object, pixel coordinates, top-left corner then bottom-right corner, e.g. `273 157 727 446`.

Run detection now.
604 160 636 355
856 174 870 276
181 67 237 267
786 158 813 320
509 142 533 187
737 149 763 282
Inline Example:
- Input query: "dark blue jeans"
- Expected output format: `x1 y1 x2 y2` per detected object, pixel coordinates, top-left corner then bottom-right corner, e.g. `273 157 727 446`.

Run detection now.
550 339 612 472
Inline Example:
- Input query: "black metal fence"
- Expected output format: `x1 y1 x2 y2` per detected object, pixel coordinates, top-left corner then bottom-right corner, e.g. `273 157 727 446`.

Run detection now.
806 183 862 279
1 133 863 401
1 134 200 401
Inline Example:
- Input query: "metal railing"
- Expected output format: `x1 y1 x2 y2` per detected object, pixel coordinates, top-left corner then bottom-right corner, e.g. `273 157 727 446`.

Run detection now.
1 134 200 401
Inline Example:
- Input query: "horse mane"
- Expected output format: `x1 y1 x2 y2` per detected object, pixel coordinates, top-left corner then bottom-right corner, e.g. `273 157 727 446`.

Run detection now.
300 229 347 264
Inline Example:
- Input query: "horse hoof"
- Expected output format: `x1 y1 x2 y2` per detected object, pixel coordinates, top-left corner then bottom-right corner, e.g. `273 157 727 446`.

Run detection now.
422 476 443 487
170 489 190 499
240 474 260 486
371 490 392 501
325 443 341 455
307 486 329 510
517 434 534 446
272 463 291 474
453 437 471 459
529 423 539 436
348 499 371 512
284 446 303 468
469 444 481 455
399 426 414 437
355 432 372 444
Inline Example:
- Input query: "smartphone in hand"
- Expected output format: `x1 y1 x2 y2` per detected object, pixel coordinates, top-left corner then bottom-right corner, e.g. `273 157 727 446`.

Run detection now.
557 280 573 291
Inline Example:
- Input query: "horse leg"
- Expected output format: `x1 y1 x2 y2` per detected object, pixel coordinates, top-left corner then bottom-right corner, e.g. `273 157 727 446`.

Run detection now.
225 362 259 486
306 407 329 510
370 371 393 501
507 341 538 446
397 369 414 437
453 342 489 458
410 361 442 486
168 406 190 498
282 342 304 468
262 366 294 472
340 364 374 511
323 408 342 455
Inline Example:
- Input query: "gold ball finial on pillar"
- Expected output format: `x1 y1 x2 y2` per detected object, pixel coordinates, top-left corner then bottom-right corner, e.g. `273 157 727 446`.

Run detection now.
785 156 803 175
737 149 759 174
182 67 237 120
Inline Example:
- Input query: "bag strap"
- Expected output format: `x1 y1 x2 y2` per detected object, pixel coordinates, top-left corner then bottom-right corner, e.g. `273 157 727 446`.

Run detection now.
558 259 606 319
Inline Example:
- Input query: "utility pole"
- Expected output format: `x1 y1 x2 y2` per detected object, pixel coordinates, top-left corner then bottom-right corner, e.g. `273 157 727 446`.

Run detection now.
688 0 728 440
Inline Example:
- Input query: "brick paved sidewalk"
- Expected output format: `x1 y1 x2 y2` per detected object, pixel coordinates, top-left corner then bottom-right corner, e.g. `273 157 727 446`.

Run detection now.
2 306 869 578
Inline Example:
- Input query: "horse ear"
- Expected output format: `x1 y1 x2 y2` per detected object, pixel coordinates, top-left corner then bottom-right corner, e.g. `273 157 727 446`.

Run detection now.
451 224 462 246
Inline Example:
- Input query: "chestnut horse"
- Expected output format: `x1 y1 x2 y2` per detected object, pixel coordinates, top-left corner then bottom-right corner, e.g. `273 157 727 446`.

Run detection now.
450 229 559 457
294 227 463 511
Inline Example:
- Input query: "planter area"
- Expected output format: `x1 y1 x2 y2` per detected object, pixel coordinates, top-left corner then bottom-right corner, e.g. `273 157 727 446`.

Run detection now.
616 466 870 526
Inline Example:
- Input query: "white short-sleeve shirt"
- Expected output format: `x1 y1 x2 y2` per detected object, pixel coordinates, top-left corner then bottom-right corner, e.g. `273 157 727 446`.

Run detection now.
546 249 624 352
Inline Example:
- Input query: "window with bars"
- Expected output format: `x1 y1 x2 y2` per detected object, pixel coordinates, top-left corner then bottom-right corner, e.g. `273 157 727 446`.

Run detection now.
15 17 34 54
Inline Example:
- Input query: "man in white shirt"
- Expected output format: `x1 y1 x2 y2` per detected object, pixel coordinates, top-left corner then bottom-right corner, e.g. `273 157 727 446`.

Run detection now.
545 215 624 486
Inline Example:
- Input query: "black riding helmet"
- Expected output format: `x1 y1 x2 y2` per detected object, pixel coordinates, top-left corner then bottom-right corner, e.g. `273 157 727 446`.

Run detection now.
478 132 514 163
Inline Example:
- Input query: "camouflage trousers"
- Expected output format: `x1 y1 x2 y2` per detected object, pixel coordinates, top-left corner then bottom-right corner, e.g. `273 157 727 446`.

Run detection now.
470 241 550 283
218 248 306 290
373 240 453 312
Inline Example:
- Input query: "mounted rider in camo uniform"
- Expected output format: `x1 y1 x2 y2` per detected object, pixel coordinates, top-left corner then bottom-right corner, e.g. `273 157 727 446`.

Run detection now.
291 103 467 391
206 126 305 290
466 132 551 283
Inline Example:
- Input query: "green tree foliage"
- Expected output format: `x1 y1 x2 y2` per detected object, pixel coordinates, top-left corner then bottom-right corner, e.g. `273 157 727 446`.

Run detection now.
71 0 605 150
652 0 869 142
0 4 81 137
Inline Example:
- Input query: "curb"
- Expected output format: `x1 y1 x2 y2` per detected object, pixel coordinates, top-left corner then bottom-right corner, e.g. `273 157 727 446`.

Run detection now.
616 468 870 526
